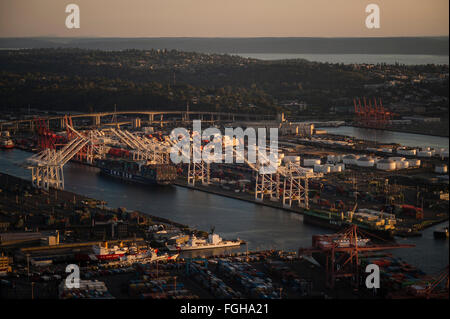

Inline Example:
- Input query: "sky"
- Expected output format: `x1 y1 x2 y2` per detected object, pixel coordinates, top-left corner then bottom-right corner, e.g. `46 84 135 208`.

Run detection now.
0 0 448 37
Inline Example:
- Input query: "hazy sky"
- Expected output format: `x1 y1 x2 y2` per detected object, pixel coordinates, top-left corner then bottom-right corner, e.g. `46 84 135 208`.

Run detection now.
0 0 448 37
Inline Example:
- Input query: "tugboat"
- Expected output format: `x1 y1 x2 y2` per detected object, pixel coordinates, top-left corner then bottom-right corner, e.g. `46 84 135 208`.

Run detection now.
433 227 449 239
0 131 14 149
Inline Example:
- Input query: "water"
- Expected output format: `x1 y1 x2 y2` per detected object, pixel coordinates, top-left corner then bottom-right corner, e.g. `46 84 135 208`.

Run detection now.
325 126 449 149
234 53 449 65
0 149 448 274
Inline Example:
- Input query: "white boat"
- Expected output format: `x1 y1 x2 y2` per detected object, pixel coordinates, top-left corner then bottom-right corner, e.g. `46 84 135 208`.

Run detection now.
166 233 243 252
122 247 179 263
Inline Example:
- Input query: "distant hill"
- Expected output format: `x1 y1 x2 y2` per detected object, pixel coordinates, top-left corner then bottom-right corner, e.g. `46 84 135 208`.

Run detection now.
0 37 448 55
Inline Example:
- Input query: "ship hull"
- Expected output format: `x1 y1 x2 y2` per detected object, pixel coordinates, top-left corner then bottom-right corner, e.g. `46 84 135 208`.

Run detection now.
167 242 242 252
303 212 395 240
100 168 171 186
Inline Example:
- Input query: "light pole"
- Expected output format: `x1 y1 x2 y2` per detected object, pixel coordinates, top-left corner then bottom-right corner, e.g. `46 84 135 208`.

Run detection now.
26 253 30 278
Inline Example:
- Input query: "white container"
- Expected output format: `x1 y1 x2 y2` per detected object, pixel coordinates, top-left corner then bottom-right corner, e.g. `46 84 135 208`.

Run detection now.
337 163 345 171
376 159 396 171
381 148 393 153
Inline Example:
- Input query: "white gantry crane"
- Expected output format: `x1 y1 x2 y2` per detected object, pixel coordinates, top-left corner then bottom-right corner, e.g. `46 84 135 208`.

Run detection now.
232 144 321 209
107 128 170 164
26 127 102 190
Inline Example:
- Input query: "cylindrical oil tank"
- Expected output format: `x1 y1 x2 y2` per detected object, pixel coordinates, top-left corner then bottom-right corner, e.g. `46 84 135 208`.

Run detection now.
376 159 396 171
435 165 448 174
303 158 321 166
342 154 359 165
356 156 375 167
396 161 409 169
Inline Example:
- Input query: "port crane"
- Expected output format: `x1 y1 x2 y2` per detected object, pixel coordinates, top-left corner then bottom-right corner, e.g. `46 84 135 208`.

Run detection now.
106 128 170 164
298 225 415 289
26 125 103 190
353 97 393 129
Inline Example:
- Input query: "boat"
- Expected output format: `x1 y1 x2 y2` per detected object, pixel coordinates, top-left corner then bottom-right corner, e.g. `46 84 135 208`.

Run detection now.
121 245 179 263
303 209 395 240
0 138 14 149
96 158 177 186
76 242 179 262
433 227 449 239
166 233 243 252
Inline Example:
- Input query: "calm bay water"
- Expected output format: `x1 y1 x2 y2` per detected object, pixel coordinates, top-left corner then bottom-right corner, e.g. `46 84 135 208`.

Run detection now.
0 149 448 274
234 53 449 65
325 126 449 149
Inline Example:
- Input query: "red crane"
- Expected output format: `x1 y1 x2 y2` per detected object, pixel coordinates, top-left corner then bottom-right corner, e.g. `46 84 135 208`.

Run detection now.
298 225 415 289
34 117 57 150
353 97 393 129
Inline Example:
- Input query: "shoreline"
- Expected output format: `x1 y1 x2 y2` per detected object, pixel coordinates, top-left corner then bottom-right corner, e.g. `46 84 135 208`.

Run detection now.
347 124 449 138
174 180 449 233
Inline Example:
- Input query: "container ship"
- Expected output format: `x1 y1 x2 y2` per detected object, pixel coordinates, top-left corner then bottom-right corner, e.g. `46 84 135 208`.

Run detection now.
166 233 243 252
303 207 396 240
96 158 177 186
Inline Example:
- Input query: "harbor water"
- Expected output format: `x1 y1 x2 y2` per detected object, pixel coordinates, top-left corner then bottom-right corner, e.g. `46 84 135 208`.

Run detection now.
0 148 448 274
325 126 449 149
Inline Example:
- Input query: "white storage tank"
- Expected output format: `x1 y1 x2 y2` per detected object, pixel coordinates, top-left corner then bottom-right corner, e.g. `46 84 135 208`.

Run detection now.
417 151 432 158
314 164 330 173
376 159 396 171
313 164 322 173
343 154 359 165
303 158 321 167
397 148 417 156
327 155 337 163
389 157 406 162
356 156 375 167
302 167 314 173
435 164 448 174
284 155 301 163
330 165 342 173
407 159 421 167
396 161 409 169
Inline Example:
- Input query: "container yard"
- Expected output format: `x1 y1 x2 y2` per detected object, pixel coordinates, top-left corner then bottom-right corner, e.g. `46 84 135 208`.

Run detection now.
0 111 448 301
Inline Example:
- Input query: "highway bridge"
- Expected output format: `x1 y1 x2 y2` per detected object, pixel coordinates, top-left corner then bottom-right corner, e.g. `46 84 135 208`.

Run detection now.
0 110 273 132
